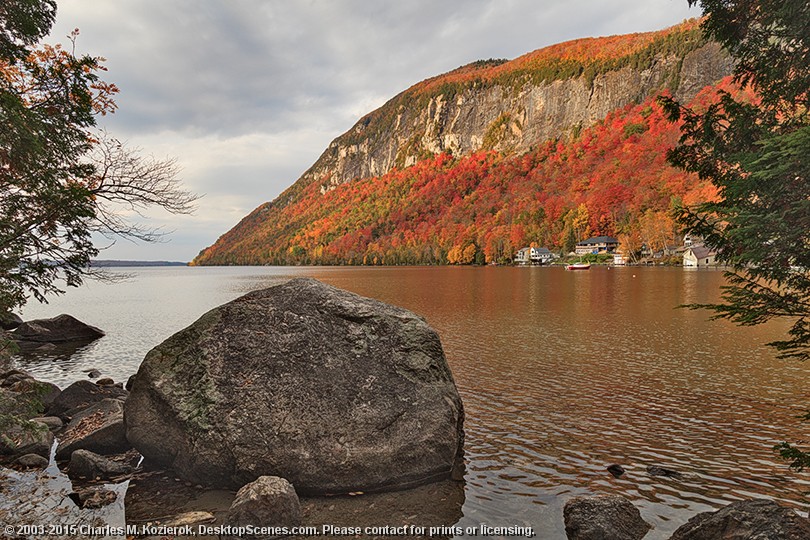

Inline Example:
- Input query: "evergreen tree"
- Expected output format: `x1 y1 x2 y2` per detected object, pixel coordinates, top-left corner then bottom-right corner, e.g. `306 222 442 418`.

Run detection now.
660 0 810 469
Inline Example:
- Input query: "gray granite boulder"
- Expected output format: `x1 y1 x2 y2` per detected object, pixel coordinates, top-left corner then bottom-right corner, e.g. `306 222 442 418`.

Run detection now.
223 476 300 540
47 379 127 420
669 499 810 539
56 398 129 460
13 453 49 469
1 423 54 458
8 377 61 410
68 449 133 481
125 278 464 494
11 314 104 343
0 376 58 420
563 495 651 540
33 416 63 431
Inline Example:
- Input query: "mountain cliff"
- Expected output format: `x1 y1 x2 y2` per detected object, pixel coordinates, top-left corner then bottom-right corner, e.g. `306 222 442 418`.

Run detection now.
194 20 734 266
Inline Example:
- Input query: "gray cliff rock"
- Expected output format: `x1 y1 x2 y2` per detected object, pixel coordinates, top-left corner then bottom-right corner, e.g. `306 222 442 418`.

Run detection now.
303 42 732 194
125 278 465 494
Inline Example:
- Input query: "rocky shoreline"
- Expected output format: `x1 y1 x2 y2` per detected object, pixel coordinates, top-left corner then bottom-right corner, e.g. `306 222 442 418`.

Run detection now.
0 369 468 540
2 368 808 539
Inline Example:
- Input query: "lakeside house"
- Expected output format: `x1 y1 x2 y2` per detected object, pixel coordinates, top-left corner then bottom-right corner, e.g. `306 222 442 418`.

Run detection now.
683 233 702 248
575 236 619 255
683 245 717 267
515 246 555 265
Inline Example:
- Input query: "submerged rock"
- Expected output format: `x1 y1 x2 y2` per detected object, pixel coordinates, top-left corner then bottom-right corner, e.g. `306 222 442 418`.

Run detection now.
160 511 217 528
563 495 651 540
125 277 464 494
669 499 810 539
647 465 684 479
11 314 104 343
69 486 118 509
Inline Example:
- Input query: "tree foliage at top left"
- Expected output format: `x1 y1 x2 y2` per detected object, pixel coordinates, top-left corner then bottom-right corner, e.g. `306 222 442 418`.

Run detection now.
0 0 198 313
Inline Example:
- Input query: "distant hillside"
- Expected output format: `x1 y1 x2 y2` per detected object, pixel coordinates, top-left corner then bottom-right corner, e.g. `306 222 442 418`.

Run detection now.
90 260 188 267
194 20 734 266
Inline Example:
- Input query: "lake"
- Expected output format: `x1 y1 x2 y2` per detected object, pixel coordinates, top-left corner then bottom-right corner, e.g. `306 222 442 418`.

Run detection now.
15 265 810 538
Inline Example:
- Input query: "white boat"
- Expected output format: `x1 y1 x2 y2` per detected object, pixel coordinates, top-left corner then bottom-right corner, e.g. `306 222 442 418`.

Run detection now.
565 262 591 270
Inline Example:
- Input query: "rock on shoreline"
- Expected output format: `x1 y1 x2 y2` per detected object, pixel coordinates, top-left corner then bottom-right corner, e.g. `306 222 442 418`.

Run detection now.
125 278 465 494
11 314 104 343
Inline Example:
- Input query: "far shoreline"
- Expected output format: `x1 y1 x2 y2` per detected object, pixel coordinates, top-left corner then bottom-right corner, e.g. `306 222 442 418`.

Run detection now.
89 260 189 267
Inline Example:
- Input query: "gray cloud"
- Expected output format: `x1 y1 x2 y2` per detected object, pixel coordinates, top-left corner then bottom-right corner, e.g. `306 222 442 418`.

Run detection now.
47 0 701 260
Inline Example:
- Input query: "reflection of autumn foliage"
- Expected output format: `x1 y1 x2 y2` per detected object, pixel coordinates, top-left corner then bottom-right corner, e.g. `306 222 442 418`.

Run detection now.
195 81 743 267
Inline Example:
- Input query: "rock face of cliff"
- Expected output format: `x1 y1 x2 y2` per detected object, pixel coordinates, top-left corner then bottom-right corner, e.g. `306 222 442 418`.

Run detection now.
295 28 731 196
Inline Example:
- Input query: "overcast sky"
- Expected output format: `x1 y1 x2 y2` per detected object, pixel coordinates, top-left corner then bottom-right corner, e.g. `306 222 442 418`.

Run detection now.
48 0 701 262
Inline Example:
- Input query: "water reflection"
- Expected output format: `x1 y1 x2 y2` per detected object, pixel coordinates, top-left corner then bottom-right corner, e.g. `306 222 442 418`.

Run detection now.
15 266 810 539
0 443 127 539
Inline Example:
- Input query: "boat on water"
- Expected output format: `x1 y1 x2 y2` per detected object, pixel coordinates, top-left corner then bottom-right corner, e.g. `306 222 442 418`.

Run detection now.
565 262 591 270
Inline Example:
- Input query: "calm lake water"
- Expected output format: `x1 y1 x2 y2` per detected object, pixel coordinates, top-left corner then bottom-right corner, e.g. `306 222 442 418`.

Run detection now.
15 266 810 538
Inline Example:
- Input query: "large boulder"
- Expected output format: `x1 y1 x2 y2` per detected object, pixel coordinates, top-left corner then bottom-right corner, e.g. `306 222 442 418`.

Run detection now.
669 499 810 539
125 277 464 494
563 495 651 540
11 314 104 343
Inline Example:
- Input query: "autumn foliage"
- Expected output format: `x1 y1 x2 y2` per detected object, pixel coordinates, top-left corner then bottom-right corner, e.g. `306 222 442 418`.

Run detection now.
412 19 703 95
193 79 746 267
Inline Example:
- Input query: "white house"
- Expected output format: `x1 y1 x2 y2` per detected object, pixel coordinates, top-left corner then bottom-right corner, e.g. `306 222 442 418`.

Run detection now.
515 247 531 264
683 233 703 248
683 245 717 267
515 246 554 265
